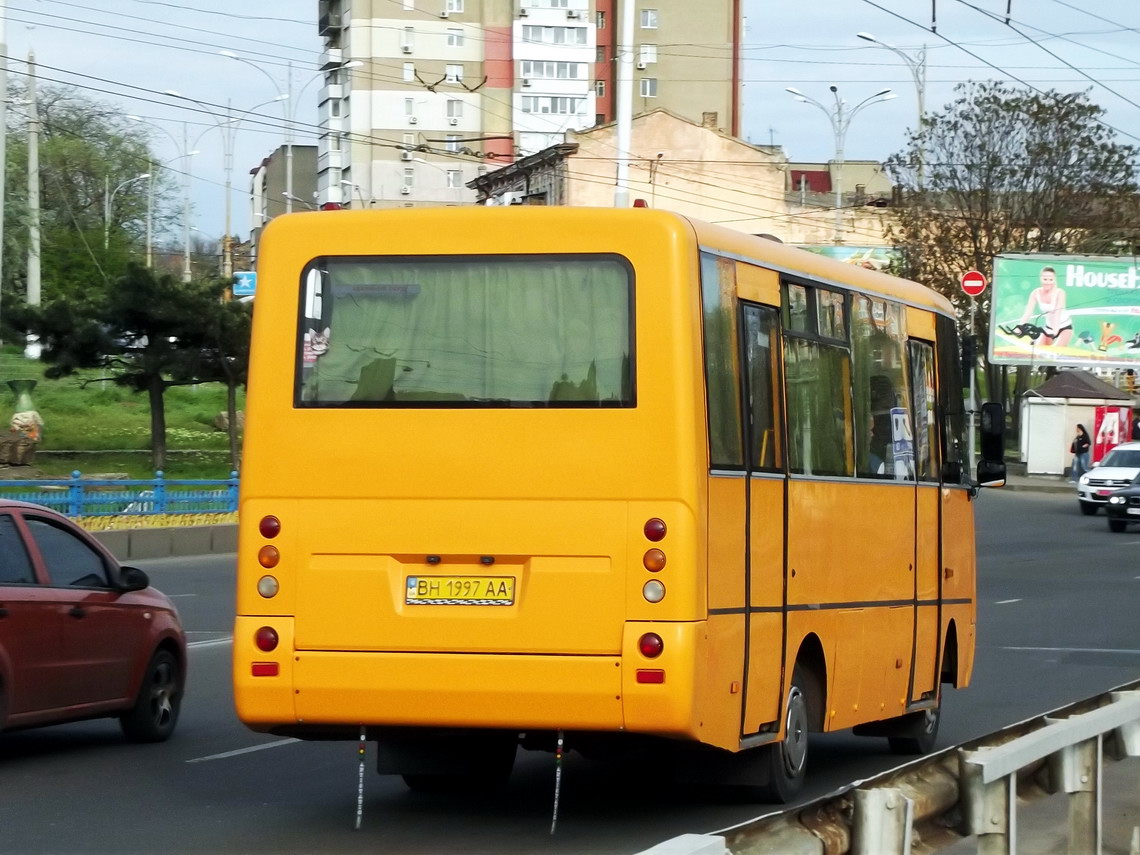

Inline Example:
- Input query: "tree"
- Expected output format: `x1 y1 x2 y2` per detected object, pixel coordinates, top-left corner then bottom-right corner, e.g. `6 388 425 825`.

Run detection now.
886 82 1140 430
192 283 253 471
16 263 221 470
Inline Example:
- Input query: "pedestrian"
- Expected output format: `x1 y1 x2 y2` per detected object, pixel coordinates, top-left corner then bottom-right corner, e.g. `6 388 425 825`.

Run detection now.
1132 411 1140 441
1070 424 1091 481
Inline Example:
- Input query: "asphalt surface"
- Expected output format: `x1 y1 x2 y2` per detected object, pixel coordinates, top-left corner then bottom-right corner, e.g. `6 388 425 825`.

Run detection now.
1 489 1138 854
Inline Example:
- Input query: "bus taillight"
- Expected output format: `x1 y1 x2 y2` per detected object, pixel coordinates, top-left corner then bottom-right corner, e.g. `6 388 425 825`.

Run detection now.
642 580 666 603
644 518 667 542
259 515 281 538
255 626 279 652
638 632 664 658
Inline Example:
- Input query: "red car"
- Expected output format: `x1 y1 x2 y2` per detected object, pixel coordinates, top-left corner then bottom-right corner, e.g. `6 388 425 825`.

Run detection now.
0 501 186 741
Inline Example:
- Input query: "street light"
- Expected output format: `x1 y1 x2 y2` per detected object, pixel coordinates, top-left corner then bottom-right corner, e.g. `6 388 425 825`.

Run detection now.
340 179 368 207
103 173 150 250
220 51 362 211
857 32 926 186
785 85 896 244
127 113 199 280
141 153 197 270
167 92 288 277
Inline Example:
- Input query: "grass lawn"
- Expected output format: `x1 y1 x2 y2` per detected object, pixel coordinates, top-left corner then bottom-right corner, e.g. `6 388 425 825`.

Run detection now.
0 350 242 480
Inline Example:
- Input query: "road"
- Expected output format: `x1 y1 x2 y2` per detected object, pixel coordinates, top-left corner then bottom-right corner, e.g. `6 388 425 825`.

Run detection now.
1 490 1138 854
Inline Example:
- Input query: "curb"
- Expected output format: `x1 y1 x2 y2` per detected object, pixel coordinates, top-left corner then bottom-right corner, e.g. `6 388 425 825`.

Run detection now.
90 524 237 561
1002 481 1074 495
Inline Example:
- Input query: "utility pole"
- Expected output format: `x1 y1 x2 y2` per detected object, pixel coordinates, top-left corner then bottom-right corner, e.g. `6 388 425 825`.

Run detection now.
613 0 634 207
182 122 192 283
284 62 294 215
222 99 233 280
25 50 41 358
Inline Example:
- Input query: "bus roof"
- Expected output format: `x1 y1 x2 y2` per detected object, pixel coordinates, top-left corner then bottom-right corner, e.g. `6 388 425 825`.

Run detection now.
260 207 953 318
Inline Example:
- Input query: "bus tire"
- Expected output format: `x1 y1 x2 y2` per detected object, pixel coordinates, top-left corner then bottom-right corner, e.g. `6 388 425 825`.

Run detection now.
755 664 812 803
886 706 940 755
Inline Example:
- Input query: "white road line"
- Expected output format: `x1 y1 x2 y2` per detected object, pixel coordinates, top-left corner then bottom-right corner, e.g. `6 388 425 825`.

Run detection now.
187 738 300 763
998 646 1140 655
167 593 198 598
994 598 1022 604
188 637 234 649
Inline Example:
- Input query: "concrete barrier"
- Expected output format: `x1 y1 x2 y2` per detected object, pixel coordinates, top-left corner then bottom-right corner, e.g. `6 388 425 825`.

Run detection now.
91 524 238 561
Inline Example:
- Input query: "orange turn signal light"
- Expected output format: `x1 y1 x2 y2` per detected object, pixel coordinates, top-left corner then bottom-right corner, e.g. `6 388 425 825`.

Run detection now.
258 545 280 568
643 548 666 572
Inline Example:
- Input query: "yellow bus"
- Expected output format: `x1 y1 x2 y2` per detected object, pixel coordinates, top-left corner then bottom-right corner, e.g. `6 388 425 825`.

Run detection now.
234 207 1005 801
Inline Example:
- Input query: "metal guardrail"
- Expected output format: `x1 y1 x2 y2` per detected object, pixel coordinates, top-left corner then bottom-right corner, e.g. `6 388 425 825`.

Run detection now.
638 680 1140 855
0 470 239 517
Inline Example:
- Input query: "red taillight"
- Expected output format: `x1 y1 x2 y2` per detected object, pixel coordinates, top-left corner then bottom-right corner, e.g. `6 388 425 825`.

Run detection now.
643 548 666 572
258 545 280 568
259 515 281 538
636 669 665 684
638 632 664 658
644 518 667 542
254 626 279 652
251 662 279 677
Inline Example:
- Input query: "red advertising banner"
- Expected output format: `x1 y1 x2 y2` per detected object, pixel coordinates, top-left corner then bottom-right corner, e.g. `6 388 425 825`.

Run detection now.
1093 405 1132 464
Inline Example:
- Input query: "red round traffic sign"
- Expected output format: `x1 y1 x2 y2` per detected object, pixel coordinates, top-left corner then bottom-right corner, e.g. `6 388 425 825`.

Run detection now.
961 269 987 297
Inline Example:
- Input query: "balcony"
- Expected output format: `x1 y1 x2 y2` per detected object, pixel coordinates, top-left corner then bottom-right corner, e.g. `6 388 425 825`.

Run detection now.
318 10 342 36
320 47 344 69
318 149 345 172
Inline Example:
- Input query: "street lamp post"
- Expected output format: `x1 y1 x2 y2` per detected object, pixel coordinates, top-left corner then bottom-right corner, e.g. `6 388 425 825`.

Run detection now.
785 85 896 244
127 114 199 279
103 173 150 250
857 32 926 185
220 52 362 211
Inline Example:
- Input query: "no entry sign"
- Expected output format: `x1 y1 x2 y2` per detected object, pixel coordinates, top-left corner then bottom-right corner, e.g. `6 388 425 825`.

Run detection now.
961 269 987 297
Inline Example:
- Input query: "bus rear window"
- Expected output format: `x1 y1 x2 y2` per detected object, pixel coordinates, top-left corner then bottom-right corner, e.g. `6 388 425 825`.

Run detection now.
297 255 634 407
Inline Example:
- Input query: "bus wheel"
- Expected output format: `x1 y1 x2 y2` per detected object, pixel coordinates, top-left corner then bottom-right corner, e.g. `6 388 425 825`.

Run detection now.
887 706 941 756
755 665 811 803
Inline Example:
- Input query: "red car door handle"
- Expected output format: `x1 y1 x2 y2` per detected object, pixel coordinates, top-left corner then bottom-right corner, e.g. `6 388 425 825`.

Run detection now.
68 606 86 618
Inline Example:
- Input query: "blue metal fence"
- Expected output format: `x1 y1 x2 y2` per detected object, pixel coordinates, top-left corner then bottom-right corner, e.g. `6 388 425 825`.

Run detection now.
0 471 239 518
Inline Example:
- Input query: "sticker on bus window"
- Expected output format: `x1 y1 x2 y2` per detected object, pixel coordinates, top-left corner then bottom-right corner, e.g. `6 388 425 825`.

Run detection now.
303 327 330 364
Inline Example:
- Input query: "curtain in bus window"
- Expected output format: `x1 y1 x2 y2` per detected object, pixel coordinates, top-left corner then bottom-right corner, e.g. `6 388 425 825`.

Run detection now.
784 338 853 477
851 295 914 481
699 254 744 468
298 256 632 406
908 341 939 482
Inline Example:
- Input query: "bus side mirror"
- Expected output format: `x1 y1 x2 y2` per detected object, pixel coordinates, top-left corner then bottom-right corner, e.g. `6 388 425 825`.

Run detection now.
977 402 1006 487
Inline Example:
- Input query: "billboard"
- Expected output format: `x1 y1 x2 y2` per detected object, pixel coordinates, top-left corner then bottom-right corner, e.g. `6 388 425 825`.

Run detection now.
793 245 899 272
990 254 1140 367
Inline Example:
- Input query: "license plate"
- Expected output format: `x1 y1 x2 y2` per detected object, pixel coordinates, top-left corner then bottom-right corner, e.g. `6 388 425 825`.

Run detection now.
405 575 516 606
1096 490 1114 496
1128 508 1140 516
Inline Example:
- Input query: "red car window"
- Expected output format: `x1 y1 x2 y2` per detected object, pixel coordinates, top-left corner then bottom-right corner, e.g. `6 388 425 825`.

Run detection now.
0 514 35 584
24 518 110 588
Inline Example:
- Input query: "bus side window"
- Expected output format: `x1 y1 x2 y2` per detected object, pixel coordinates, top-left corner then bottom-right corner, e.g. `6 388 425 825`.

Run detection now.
935 314 968 484
743 304 783 472
699 254 744 469
852 295 914 480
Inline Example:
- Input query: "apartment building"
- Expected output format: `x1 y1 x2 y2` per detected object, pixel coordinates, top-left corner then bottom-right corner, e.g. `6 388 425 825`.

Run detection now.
315 0 741 208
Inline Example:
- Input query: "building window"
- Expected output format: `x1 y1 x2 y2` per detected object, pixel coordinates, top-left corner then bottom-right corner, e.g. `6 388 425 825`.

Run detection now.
404 97 415 117
403 0 413 8
402 133 415 148
403 62 414 82
520 60 586 79
330 133 342 151
447 27 464 47
639 44 657 63
403 168 415 189
597 10 605 28
446 0 464 11
520 96 584 115
445 64 464 82
596 46 606 63
595 112 605 125
330 100 342 117
445 134 461 153
521 25 587 45
447 99 463 118
595 80 605 97
640 9 658 28
639 78 657 97
447 169 462 189
402 27 414 50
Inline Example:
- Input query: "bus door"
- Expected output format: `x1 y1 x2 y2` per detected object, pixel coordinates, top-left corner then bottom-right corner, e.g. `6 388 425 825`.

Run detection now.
907 338 941 701
741 296 786 736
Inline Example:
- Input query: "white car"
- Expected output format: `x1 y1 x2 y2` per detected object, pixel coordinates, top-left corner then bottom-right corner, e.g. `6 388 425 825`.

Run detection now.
1077 441 1140 515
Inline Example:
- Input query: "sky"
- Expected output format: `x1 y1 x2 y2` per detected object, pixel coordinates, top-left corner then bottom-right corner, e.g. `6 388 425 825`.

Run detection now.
3 0 1140 241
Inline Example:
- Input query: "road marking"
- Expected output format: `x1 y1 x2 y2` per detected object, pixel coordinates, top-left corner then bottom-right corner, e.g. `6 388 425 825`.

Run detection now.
187 738 300 763
998 646 1140 655
994 598 1022 604
188 637 234 649
168 593 198 598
